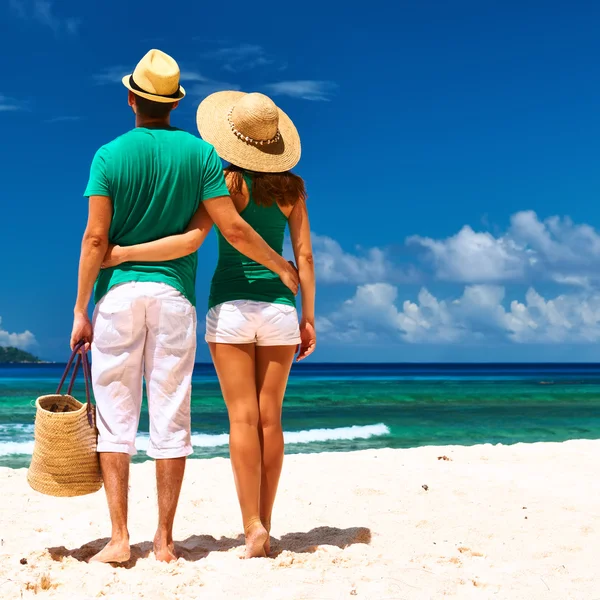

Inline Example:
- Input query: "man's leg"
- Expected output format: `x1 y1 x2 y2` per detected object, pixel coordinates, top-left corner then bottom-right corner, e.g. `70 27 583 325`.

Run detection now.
91 454 131 563
145 286 197 562
154 458 186 560
89 285 146 564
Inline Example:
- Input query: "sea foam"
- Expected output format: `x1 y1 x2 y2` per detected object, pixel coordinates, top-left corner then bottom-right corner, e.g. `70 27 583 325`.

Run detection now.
0 423 390 456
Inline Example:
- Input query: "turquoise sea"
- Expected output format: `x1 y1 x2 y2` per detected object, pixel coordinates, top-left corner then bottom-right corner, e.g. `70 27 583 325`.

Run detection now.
1 363 600 469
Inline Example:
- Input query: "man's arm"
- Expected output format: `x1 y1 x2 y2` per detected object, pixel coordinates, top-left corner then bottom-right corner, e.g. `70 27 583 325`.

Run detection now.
203 195 299 294
70 195 112 349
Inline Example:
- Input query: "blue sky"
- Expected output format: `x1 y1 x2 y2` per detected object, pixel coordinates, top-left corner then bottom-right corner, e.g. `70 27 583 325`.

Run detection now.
3 0 600 362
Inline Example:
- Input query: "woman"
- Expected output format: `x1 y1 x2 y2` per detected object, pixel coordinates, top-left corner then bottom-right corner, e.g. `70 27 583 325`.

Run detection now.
103 91 316 558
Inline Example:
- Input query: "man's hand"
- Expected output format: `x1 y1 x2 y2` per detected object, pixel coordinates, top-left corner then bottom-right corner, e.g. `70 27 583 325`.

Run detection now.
204 196 300 291
279 260 299 295
296 319 316 362
102 245 126 269
71 311 93 352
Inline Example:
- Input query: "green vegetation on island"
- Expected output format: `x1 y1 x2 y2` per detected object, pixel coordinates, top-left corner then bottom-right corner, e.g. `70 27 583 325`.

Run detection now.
0 346 41 363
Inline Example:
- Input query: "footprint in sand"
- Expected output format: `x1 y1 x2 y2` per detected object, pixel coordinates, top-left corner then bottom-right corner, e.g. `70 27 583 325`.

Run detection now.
354 488 385 496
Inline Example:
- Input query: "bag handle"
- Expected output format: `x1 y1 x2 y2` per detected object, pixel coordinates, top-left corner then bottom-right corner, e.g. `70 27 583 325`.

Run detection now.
67 355 80 396
56 341 84 395
56 341 94 428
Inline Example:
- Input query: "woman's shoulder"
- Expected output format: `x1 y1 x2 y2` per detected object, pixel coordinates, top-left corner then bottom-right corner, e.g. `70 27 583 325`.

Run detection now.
223 170 249 212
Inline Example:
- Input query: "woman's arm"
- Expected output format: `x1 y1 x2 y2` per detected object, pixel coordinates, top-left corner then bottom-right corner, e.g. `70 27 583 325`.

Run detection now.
103 203 214 267
288 199 316 361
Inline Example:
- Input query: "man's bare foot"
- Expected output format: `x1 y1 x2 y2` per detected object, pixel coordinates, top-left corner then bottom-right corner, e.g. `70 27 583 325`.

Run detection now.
244 520 268 559
89 538 130 564
153 534 177 563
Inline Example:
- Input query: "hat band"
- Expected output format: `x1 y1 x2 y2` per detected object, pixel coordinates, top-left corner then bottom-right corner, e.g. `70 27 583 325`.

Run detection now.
129 75 181 100
227 107 281 146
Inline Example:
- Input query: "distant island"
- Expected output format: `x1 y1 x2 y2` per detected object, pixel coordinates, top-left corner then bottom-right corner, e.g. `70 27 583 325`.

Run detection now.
0 346 41 363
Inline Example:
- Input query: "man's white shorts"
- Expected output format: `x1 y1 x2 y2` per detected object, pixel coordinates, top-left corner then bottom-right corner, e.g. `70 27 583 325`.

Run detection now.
91 282 196 459
205 300 301 346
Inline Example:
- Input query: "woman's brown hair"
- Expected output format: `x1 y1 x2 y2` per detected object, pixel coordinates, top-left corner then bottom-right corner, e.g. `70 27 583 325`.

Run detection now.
224 164 307 208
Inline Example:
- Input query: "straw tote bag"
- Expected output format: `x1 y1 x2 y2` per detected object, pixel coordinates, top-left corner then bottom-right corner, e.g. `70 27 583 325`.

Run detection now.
27 342 103 497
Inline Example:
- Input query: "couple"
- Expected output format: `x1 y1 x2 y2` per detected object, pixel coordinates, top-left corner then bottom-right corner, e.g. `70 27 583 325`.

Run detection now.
69 49 316 563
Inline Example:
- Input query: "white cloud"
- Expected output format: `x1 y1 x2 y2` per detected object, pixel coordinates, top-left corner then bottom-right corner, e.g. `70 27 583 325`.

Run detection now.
0 317 36 349
202 44 278 72
504 288 600 343
331 283 466 343
312 234 395 283
189 80 241 99
33 0 59 31
264 81 338 102
179 71 207 82
0 94 24 112
409 210 600 287
287 211 600 290
284 233 413 285
408 225 525 282
10 0 81 35
93 66 130 85
321 284 600 345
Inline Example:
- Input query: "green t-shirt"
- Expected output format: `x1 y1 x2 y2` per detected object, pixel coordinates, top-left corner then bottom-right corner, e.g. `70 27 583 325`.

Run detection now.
84 127 229 306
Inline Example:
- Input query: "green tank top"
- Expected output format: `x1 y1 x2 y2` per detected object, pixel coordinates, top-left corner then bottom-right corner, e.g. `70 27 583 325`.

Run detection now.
208 173 296 310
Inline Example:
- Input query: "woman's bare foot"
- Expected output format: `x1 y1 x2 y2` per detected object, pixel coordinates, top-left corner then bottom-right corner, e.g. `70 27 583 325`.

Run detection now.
153 533 177 563
262 519 272 556
89 537 130 564
244 519 268 559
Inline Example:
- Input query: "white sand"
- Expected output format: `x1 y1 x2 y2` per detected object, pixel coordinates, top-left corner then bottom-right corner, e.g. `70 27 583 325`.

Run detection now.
0 440 599 599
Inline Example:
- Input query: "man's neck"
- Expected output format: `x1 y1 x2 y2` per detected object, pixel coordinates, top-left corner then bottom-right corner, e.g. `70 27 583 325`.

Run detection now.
135 116 171 129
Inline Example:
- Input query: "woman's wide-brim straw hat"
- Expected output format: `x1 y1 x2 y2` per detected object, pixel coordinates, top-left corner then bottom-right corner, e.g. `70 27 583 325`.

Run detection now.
122 49 185 104
196 91 301 173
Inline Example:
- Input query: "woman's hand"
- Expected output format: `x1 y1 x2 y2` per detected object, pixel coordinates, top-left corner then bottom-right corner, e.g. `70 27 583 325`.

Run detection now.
278 260 299 295
296 318 316 361
102 245 126 269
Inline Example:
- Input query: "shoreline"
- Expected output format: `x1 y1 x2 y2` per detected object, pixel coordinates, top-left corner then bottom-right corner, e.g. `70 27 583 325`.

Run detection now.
2 434 600 471
2 435 600 470
1 439 598 598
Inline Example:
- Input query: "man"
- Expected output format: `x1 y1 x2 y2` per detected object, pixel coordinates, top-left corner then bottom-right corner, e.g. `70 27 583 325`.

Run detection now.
70 49 298 564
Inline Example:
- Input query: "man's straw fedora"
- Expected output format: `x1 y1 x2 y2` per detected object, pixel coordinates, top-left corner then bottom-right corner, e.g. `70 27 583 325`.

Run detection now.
196 91 301 173
122 49 185 104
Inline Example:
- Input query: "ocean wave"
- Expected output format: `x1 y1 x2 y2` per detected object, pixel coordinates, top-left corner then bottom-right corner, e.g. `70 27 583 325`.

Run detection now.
134 433 231 451
0 424 34 433
0 440 35 456
0 423 390 456
284 423 390 444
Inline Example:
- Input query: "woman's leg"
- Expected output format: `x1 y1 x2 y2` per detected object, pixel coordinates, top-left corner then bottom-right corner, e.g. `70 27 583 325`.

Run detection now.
209 342 268 558
255 345 296 554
